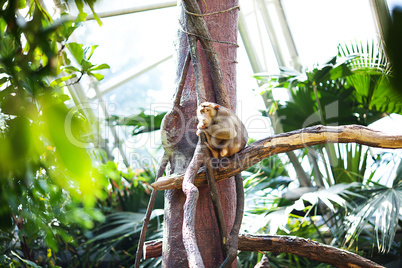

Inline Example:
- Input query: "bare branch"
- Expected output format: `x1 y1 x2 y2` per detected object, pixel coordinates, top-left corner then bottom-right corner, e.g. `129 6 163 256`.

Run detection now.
173 51 191 108
239 234 384 268
199 132 228 257
134 154 168 268
188 34 207 104
220 173 244 268
182 141 205 268
65 72 84 86
144 234 384 268
152 125 402 190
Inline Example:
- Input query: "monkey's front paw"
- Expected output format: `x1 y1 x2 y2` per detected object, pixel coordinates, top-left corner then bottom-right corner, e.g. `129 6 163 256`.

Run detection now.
197 122 207 130
196 129 204 136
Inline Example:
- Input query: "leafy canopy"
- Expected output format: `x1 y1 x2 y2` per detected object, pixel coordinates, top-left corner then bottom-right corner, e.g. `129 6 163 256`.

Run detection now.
0 0 109 254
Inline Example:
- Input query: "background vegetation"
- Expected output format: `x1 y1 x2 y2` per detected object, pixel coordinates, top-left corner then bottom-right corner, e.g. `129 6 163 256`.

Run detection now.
0 1 401 267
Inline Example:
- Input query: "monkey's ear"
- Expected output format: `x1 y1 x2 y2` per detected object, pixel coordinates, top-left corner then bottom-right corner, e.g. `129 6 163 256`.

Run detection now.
214 104 220 110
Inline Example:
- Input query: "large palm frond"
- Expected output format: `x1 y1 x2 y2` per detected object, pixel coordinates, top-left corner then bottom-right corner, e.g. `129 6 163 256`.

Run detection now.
339 41 402 115
81 210 163 266
251 183 359 235
340 161 402 253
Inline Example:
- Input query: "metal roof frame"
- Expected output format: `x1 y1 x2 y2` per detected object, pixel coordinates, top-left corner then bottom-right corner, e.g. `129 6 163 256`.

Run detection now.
50 0 389 167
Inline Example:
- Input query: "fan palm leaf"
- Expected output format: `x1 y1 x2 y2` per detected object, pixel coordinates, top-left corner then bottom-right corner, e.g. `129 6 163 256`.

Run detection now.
338 41 402 115
82 210 164 265
341 166 402 253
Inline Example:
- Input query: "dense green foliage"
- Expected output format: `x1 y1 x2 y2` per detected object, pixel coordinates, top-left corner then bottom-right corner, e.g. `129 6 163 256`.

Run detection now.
0 1 158 266
247 41 402 267
1 1 402 267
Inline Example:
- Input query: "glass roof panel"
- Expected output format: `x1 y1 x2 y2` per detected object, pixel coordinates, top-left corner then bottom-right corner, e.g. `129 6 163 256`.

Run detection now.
70 4 177 116
282 0 378 66
73 7 177 83
102 60 175 115
239 0 281 73
53 0 402 166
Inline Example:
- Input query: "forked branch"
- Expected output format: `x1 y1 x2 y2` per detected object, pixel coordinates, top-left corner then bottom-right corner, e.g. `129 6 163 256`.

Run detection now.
152 125 402 190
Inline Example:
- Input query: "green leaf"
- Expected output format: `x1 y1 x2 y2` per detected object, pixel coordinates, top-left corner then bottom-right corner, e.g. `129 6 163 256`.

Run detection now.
81 59 93 71
106 110 167 135
60 50 71 65
347 71 402 114
89 63 110 71
329 62 352 80
8 116 32 161
88 5 102 26
74 0 84 13
43 102 91 177
49 74 77 86
0 35 17 58
85 45 98 60
17 0 26 9
88 72 104 81
40 99 106 207
66 42 84 63
75 11 87 23
11 251 41 268
0 77 8 86
35 0 53 22
0 18 6 33
56 93 71 102
63 65 80 74
312 65 333 83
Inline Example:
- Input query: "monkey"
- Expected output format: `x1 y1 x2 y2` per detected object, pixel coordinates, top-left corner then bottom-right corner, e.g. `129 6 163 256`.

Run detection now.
135 102 247 268
196 102 248 158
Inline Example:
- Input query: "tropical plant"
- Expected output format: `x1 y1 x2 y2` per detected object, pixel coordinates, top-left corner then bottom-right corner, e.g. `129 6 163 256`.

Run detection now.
106 109 167 136
250 41 402 265
65 162 165 267
338 161 402 253
0 0 115 266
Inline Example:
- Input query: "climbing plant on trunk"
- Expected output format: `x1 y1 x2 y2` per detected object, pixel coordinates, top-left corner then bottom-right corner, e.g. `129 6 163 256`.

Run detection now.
136 1 402 268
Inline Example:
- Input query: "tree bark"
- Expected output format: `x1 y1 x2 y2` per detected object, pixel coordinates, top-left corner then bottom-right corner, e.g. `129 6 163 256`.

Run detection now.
144 235 385 268
154 125 402 190
161 0 239 267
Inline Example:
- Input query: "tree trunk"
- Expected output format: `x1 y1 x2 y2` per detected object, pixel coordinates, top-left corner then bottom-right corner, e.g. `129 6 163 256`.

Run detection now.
162 0 239 267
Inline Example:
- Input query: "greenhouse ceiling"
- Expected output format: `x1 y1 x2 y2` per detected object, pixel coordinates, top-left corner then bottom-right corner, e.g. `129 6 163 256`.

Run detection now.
39 0 400 167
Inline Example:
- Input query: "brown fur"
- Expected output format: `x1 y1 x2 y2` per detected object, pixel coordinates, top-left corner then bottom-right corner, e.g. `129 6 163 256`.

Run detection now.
197 102 248 158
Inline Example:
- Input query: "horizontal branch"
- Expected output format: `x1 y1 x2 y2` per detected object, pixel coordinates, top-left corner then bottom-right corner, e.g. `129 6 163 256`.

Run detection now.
152 125 402 190
144 234 384 268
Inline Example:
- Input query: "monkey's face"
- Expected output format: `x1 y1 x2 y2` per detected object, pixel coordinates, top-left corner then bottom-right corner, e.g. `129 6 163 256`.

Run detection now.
197 102 219 129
